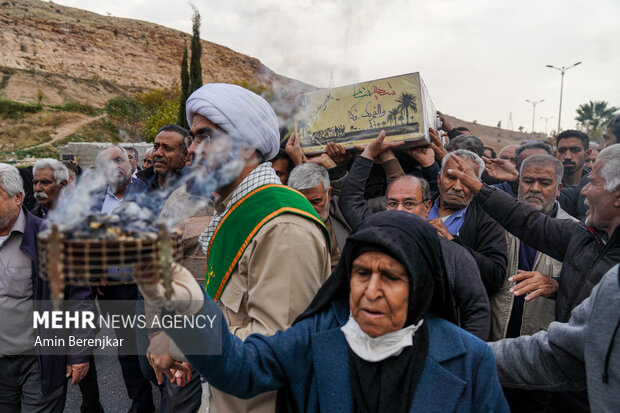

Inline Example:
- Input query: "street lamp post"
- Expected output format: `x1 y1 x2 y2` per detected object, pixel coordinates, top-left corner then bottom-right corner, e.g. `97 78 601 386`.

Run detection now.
546 61 582 133
540 115 554 136
526 98 544 135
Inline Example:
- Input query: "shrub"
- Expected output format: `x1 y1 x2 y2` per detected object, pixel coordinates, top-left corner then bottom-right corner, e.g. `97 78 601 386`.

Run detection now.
0 99 42 118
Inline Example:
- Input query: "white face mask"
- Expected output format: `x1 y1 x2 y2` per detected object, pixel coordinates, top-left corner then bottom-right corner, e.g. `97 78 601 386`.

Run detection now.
340 314 424 362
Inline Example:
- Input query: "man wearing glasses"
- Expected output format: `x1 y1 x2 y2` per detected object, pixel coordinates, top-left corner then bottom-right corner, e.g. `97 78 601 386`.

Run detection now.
339 132 491 340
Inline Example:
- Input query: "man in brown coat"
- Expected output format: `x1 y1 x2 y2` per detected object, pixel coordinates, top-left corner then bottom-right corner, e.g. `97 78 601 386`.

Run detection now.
149 83 331 413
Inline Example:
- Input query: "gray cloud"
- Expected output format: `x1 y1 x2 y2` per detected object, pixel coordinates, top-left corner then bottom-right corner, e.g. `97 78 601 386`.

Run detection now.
54 0 620 133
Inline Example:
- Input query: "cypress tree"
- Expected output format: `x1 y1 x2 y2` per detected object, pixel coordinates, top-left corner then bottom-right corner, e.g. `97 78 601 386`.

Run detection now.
189 5 203 94
177 45 189 128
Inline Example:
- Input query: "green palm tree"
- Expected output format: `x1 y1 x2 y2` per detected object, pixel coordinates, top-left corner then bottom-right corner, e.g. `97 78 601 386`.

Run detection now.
395 92 417 124
575 100 619 141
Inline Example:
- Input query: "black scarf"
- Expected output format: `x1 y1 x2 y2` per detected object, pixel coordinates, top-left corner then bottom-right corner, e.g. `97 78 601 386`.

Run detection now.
276 211 456 413
348 322 429 413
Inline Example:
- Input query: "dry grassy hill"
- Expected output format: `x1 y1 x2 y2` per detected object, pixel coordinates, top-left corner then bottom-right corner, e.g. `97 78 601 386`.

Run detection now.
0 0 308 104
0 0 539 161
440 114 549 152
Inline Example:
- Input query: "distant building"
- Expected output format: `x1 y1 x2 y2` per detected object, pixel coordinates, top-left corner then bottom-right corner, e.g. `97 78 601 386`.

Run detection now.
59 142 153 169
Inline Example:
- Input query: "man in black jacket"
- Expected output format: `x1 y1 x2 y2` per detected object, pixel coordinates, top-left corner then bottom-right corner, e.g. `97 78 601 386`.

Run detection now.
124 125 189 216
427 149 507 294
338 132 491 339
447 144 620 413
0 163 94 412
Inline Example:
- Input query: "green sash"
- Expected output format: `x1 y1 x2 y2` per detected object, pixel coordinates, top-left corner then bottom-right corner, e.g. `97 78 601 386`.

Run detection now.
205 184 330 301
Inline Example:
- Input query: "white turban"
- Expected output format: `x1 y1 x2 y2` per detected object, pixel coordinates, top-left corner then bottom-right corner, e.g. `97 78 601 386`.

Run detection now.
186 83 280 161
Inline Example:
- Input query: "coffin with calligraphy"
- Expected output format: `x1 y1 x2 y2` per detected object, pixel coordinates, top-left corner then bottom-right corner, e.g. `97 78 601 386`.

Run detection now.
294 72 437 153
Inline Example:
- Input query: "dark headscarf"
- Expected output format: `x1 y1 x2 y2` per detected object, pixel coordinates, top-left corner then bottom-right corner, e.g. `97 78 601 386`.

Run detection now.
297 210 456 325
277 211 456 413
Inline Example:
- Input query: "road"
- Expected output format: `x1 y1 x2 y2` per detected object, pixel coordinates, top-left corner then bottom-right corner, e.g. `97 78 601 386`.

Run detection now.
64 348 162 412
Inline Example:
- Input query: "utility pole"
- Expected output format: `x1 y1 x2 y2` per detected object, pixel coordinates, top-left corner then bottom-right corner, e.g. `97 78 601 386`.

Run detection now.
526 99 544 135
540 115 553 137
546 61 582 133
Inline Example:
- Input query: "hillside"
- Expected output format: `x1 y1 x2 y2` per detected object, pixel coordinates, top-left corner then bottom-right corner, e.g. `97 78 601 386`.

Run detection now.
440 114 548 152
0 0 538 160
0 0 309 105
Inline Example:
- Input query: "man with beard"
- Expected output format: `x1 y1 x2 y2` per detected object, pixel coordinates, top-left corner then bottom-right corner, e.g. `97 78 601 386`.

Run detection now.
288 162 353 271
31 158 68 219
557 130 590 187
428 149 507 295
491 155 577 412
147 83 331 413
446 144 620 413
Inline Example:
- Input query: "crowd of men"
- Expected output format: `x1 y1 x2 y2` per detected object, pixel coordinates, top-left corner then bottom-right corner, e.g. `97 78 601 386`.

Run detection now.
0 83 618 413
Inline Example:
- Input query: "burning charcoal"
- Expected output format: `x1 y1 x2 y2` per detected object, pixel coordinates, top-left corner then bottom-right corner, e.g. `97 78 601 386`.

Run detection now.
90 221 103 230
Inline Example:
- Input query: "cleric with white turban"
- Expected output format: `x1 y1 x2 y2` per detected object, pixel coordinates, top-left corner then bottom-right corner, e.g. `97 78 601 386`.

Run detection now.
186 83 280 160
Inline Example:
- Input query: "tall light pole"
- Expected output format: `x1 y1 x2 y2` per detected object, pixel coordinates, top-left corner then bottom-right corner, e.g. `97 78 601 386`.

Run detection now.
540 115 553 136
546 61 582 133
526 98 544 135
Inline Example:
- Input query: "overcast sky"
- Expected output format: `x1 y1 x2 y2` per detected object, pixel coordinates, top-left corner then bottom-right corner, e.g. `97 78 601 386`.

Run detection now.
53 0 620 135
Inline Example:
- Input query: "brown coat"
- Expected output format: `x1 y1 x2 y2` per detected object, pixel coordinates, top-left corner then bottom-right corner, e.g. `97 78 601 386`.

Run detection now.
210 212 331 413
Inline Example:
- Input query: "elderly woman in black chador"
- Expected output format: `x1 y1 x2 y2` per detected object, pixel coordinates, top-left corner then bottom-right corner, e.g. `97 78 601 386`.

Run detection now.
138 211 509 412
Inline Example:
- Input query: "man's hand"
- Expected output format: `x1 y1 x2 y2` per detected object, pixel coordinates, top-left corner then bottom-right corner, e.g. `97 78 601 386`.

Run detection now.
484 157 519 182
509 270 559 301
66 362 89 385
428 218 454 240
170 362 193 387
445 154 483 194
307 153 337 169
326 142 350 167
428 128 448 163
406 145 436 168
437 111 453 133
284 132 308 166
146 349 190 386
360 130 404 160
147 330 191 387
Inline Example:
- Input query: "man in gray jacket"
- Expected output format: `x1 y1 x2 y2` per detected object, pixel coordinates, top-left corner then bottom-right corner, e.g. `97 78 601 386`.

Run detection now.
490 264 620 413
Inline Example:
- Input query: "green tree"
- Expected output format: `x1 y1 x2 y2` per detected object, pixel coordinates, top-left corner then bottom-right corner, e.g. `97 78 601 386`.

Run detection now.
105 96 146 142
177 46 190 128
189 5 203 94
144 99 180 142
575 100 619 141
395 92 417 124
135 87 181 141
